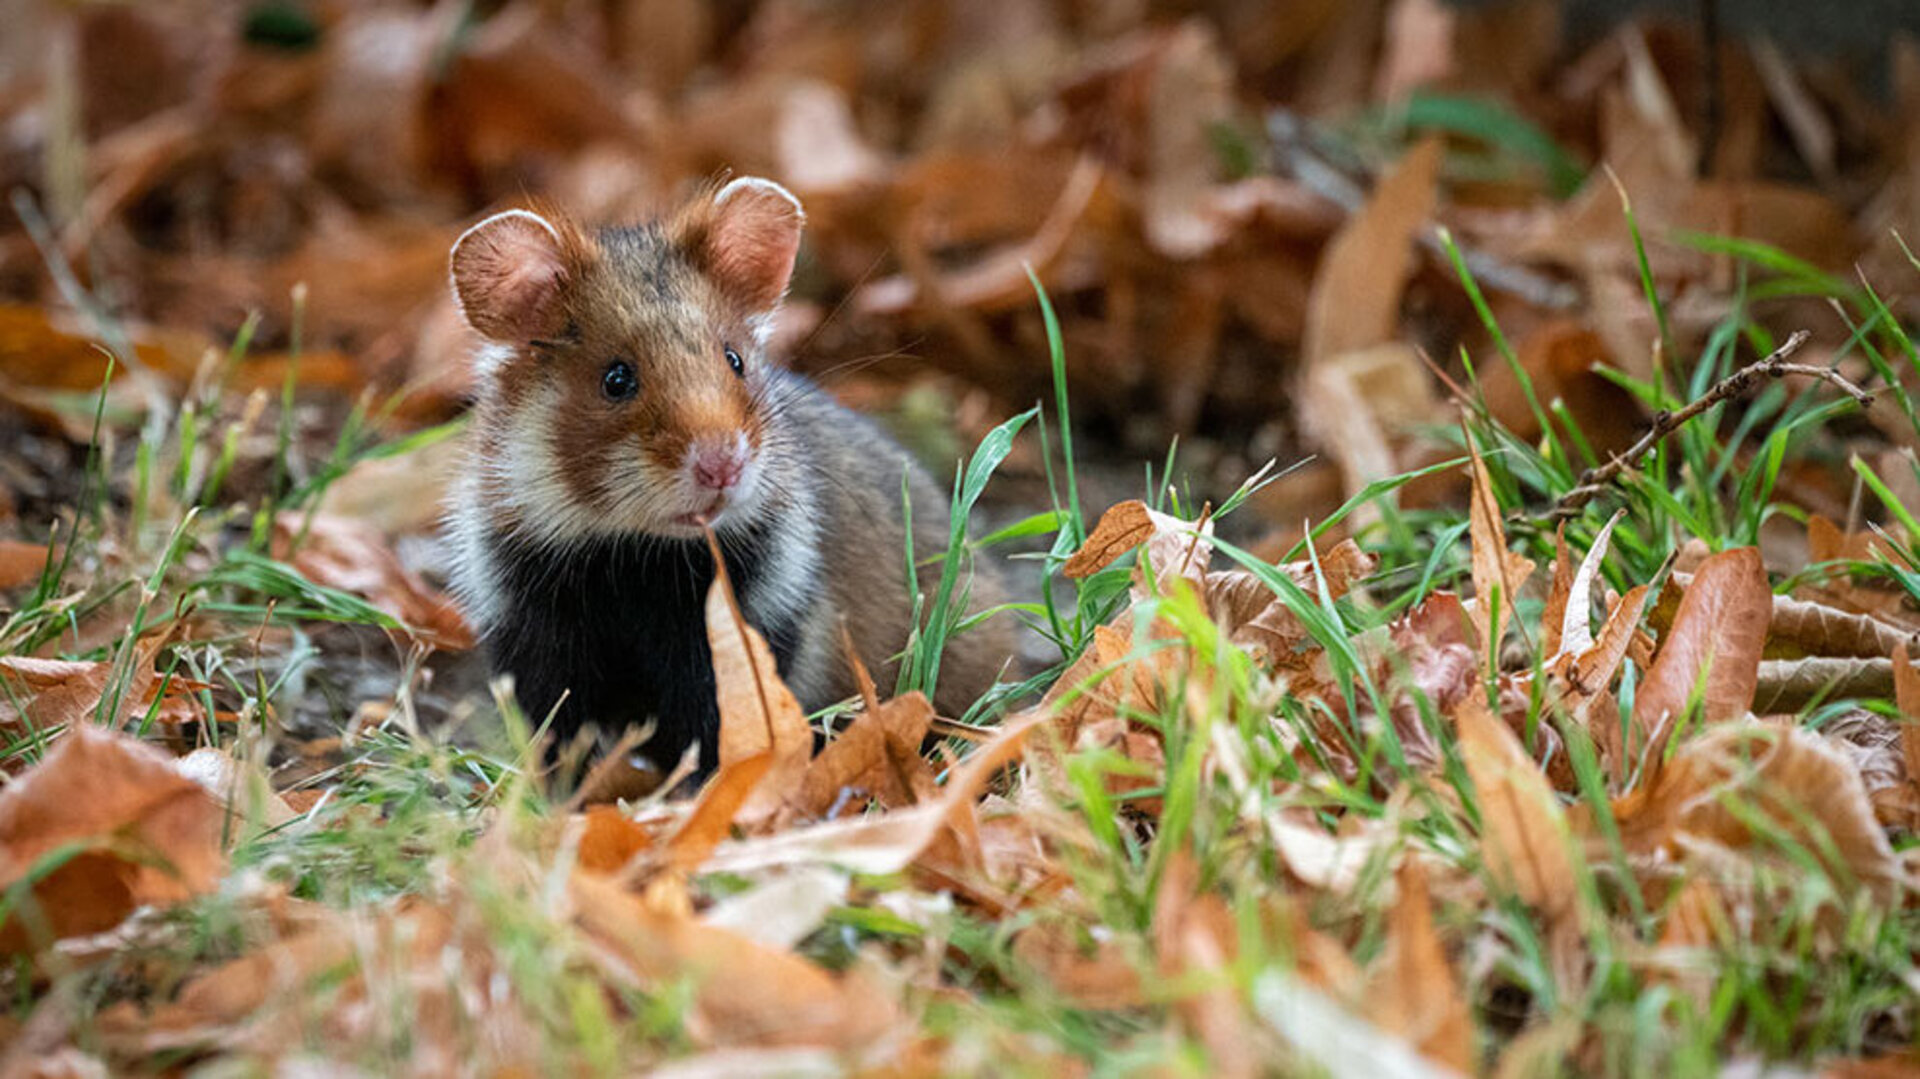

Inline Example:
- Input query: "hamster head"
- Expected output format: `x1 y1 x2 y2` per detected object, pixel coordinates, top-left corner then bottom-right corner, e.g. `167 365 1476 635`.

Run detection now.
450 178 805 545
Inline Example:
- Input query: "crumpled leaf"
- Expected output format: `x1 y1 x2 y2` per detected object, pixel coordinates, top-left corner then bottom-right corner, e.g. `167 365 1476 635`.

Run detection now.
1063 498 1214 598
0 725 227 952
795 692 936 818
1609 722 1900 901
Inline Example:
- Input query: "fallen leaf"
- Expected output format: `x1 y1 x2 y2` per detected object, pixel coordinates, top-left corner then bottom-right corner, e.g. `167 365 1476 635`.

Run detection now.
1631 548 1770 744
0 541 48 590
272 513 473 650
1366 862 1475 1074
1301 137 1443 365
796 692 935 817
571 871 896 1049
1012 920 1146 1009
0 725 226 952
1610 722 1900 901
1454 693 1578 919
1464 432 1536 660
575 805 653 875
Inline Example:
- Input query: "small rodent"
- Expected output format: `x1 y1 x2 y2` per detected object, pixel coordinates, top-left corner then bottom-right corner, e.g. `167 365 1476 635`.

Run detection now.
444 177 1011 771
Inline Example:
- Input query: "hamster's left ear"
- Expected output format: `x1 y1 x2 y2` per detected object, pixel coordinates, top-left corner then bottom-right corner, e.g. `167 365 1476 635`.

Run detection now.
689 177 805 316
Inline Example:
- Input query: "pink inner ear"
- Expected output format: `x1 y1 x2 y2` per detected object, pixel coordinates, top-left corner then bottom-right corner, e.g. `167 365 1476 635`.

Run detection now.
705 180 804 314
451 211 571 343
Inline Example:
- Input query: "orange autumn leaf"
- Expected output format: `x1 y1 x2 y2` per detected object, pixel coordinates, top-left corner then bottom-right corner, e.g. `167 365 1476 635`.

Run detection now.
668 753 773 871
0 725 226 953
575 805 653 875
0 540 47 590
796 691 936 817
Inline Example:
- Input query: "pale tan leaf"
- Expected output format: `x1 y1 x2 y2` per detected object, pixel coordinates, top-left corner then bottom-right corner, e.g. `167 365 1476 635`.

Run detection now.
1302 137 1443 365
1464 433 1535 660
1557 510 1625 661
1366 862 1475 1074
1454 693 1578 918
571 871 896 1049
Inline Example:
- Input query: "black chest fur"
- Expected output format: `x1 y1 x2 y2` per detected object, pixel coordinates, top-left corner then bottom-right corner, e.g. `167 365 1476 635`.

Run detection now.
482 525 803 770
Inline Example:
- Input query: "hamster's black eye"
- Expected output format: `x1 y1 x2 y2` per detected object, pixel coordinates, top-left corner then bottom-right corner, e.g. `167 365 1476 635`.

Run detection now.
724 346 745 378
601 360 637 401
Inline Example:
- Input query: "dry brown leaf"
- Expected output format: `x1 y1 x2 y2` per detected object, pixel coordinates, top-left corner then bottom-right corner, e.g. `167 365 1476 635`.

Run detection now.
1454 693 1578 919
1464 432 1536 659
0 635 199 740
1205 538 1376 660
1012 921 1146 1009
1611 722 1900 901
1365 861 1475 1074
796 692 935 818
1631 547 1770 742
1541 524 1574 659
1897 643 1920 814
0 541 47 590
1766 594 1917 660
1155 850 1258 1079
272 513 473 650
1063 498 1213 598
1300 343 1447 520
571 871 896 1050
0 725 226 952
700 709 1048 878
1752 657 1898 714
1301 137 1443 365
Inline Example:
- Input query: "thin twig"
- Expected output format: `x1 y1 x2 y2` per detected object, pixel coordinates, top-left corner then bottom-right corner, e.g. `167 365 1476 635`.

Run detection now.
1547 330 1870 519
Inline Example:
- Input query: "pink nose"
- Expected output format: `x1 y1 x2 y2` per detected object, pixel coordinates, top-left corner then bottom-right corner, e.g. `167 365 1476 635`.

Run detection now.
691 444 747 491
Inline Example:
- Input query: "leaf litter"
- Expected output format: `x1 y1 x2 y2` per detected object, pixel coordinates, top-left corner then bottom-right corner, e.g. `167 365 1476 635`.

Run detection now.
2 0 1920 1074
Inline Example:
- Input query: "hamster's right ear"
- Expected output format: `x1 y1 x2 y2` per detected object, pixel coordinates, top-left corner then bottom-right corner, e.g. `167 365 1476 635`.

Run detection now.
450 209 581 343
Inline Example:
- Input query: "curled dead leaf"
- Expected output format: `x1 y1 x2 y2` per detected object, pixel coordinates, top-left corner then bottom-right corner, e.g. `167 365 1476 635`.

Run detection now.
1609 722 1900 902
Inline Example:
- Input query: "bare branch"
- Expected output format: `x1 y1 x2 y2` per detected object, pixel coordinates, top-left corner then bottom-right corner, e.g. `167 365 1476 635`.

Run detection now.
1547 331 1870 520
